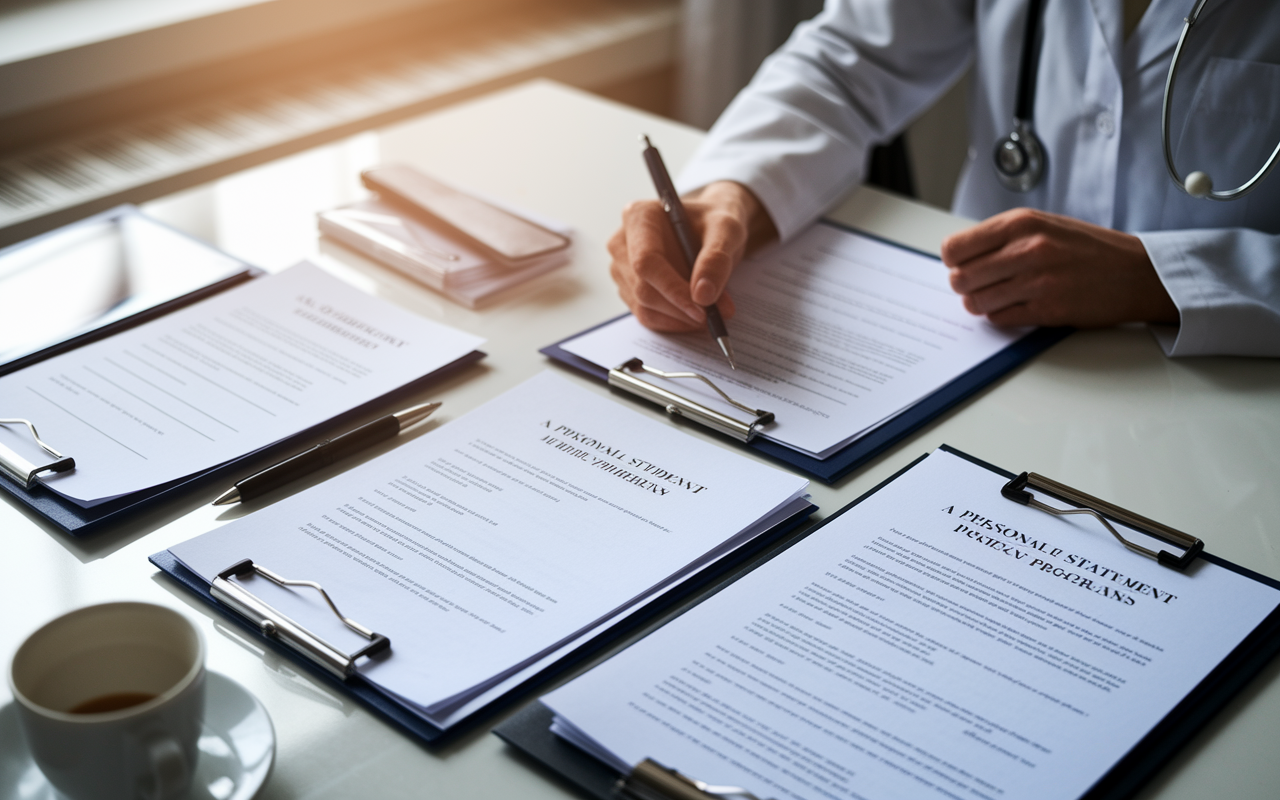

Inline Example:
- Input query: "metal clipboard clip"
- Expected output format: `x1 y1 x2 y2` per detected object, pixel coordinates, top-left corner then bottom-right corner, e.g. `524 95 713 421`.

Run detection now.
0 418 75 488
1002 472 1204 570
617 759 771 800
607 359 774 443
211 559 391 680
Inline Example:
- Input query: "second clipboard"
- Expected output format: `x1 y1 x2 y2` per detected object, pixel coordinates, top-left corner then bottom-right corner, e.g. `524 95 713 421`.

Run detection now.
541 222 1071 485
497 444 1280 800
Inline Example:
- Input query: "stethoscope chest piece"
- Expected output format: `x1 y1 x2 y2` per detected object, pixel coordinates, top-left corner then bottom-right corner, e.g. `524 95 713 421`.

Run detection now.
994 119 1046 193
994 0 1050 193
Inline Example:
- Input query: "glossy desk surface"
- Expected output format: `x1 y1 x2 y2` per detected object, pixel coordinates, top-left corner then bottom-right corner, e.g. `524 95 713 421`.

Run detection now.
3 80 1278 799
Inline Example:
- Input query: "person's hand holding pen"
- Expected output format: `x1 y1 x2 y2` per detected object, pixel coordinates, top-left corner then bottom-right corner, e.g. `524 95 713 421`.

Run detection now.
608 179 778 333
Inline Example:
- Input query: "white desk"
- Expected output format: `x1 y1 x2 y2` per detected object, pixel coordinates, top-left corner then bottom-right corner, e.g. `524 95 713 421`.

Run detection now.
3 80 1279 800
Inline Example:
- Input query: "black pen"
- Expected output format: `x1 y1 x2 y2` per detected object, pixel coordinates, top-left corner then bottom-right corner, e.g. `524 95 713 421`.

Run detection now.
212 401 441 506
640 135 737 369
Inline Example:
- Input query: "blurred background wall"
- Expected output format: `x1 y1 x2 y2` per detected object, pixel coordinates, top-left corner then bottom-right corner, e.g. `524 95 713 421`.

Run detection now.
0 0 970 249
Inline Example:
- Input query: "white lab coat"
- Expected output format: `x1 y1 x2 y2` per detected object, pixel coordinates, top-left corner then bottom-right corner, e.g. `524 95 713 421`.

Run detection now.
677 0 1280 357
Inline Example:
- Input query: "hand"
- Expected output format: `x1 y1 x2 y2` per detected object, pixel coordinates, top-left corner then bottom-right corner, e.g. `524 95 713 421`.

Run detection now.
941 208 1179 328
608 180 777 332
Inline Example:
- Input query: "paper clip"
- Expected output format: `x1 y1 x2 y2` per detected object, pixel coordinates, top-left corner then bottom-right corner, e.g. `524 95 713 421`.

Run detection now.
607 359 773 443
1002 472 1203 570
212 559 391 680
617 759 770 800
0 418 75 488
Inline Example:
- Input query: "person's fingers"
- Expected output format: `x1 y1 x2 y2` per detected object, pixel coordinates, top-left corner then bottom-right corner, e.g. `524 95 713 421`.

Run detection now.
631 268 704 322
610 187 763 332
630 302 705 332
619 279 732 331
689 210 747 307
962 275 1030 316
611 280 702 332
713 291 735 321
610 252 731 332
609 245 703 332
606 225 628 265
609 222 703 331
941 218 1007 266
621 202 705 323
942 207 1046 267
948 207 1177 328
948 230 1055 295
608 241 734 331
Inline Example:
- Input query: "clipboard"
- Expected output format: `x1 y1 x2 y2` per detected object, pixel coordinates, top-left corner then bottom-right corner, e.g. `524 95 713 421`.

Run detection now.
0 352 484 536
495 445 1280 800
540 225 1071 485
148 499 817 744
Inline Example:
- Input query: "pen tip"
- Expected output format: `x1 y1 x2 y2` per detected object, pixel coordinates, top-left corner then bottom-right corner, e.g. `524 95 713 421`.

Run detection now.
717 337 737 370
212 487 241 506
395 400 443 429
640 134 652 149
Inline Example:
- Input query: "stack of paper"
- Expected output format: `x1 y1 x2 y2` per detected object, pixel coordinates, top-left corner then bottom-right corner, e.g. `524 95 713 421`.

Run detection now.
319 197 571 307
0 262 484 508
164 373 812 731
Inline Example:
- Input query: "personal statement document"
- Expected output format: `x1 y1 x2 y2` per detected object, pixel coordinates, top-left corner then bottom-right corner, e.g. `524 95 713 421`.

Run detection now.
544 449 1280 800
560 224 1025 458
0 262 483 505
167 372 811 726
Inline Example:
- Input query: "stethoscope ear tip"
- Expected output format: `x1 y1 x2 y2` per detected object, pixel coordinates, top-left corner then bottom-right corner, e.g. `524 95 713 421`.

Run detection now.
1184 171 1213 198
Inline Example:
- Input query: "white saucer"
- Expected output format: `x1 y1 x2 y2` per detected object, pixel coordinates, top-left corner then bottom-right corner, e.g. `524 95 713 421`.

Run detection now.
0 671 275 800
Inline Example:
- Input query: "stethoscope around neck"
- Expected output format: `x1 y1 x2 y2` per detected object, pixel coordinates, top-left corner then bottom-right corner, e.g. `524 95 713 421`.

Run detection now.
994 0 1280 200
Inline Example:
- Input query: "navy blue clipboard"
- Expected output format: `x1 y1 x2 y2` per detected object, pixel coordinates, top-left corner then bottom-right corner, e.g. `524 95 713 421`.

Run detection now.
495 445 1280 800
150 500 817 744
540 223 1070 485
2 350 484 536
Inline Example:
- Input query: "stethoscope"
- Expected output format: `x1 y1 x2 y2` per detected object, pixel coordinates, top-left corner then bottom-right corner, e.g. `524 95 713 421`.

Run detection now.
994 0 1280 200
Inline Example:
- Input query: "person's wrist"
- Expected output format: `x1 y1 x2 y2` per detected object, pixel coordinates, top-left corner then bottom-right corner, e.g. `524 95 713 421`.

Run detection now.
1117 233 1179 325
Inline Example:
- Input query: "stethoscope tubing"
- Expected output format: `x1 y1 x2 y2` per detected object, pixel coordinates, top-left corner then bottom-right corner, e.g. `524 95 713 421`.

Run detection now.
993 0 1049 192
1162 0 1280 200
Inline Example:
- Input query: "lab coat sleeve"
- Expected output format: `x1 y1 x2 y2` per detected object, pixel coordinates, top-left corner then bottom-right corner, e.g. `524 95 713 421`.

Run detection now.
1140 229 1280 357
676 0 975 241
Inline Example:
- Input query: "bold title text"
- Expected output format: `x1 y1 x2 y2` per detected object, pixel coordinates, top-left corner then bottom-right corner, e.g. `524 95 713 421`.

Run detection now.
538 421 708 497
941 506 1178 607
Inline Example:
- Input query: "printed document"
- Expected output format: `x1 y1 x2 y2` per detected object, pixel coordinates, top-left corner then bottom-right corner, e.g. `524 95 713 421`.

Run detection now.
0 262 483 505
168 372 810 725
545 449 1280 800
561 224 1025 458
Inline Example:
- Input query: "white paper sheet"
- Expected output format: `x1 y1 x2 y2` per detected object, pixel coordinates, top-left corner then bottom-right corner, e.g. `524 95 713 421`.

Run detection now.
545 449 1280 800
0 262 483 505
561 224 1025 458
169 372 809 716
427 493 814 729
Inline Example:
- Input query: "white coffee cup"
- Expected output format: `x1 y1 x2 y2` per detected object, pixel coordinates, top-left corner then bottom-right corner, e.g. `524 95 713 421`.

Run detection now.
8 602 206 800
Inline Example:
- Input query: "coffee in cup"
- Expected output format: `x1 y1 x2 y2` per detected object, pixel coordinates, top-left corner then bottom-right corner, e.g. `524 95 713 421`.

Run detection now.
8 602 206 800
